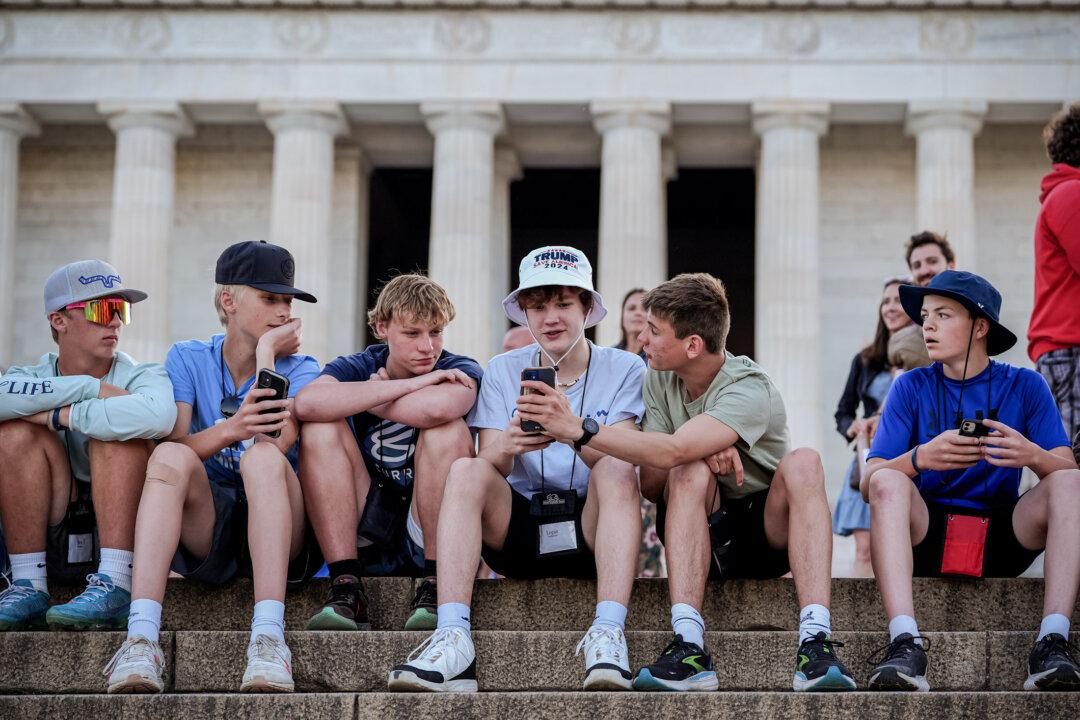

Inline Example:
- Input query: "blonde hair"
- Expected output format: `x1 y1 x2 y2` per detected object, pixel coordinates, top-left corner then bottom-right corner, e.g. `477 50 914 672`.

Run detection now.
367 274 455 338
213 284 247 326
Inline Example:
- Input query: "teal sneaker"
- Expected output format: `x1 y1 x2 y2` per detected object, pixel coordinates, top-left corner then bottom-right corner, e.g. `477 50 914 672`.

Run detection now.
46 573 130 630
404 578 437 631
0 579 50 631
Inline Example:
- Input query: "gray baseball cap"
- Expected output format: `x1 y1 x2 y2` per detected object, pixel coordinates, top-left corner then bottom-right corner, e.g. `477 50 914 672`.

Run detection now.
44 260 148 317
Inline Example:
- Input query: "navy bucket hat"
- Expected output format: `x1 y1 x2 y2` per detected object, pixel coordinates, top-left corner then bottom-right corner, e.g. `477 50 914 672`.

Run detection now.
898 270 1017 356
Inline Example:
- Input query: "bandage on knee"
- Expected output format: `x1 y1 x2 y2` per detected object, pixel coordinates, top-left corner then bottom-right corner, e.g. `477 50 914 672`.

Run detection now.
144 462 183 487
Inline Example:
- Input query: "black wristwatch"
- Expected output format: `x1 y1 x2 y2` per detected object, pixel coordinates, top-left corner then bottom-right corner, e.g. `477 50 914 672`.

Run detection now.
574 417 600 451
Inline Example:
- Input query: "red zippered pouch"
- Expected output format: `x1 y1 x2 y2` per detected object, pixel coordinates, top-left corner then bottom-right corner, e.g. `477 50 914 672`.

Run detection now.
940 514 989 577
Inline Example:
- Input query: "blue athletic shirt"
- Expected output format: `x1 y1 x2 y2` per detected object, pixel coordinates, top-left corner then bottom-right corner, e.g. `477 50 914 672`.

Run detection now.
320 344 483 488
165 334 321 483
868 361 1068 510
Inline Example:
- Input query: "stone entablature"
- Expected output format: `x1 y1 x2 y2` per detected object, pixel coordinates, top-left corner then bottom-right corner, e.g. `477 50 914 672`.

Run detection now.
3 0 1078 7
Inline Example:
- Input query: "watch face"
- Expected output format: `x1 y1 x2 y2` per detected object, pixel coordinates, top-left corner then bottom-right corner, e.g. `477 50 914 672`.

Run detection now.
584 418 600 434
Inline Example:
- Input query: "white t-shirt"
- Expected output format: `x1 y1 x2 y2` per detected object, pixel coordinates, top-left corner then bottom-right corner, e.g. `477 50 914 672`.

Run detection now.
468 341 646 498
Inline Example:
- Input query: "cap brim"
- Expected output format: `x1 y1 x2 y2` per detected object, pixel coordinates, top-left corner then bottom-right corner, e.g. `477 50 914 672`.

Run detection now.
899 284 1017 356
502 288 608 329
248 283 317 303
82 289 148 305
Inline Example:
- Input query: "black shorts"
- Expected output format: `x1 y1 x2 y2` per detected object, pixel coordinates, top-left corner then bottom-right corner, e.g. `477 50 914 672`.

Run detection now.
656 487 791 580
481 488 597 580
911 497 1042 578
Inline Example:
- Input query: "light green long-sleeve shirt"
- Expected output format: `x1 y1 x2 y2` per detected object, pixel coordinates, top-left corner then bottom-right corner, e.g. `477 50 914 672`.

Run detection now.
0 351 176 482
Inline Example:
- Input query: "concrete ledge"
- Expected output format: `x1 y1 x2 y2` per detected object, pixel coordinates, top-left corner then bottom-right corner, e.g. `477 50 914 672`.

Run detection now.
0 693 356 720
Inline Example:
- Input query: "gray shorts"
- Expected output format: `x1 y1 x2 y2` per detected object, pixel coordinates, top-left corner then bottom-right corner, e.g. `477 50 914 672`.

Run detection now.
1035 347 1080 464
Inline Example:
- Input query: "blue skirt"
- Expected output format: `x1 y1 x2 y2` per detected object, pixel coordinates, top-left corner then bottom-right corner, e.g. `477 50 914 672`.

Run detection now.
832 455 870 535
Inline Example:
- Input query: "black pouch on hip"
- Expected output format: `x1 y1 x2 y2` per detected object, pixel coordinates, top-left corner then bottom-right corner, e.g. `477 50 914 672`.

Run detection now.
47 480 100 584
358 479 411 550
707 506 737 580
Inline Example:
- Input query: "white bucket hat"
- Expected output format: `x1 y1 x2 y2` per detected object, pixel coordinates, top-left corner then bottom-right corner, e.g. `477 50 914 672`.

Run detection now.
502 245 608 329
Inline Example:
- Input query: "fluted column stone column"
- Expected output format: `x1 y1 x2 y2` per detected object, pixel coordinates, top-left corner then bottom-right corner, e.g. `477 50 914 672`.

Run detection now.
492 145 522 355
752 101 830 451
906 101 987 270
260 102 347 365
0 105 40 367
592 101 671 347
422 102 504 365
99 102 193 364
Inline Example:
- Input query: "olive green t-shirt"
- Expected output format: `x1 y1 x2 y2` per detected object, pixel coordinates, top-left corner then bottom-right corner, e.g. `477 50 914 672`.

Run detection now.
643 352 792 499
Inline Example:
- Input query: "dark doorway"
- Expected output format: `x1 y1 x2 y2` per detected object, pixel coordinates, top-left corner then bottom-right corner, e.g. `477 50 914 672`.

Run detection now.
509 169 601 338
365 169 433 346
666 168 756 357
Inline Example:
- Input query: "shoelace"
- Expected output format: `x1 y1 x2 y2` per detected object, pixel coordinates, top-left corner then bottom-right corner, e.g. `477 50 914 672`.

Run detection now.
865 635 931 666
250 634 290 666
406 627 469 668
411 580 437 609
801 635 847 661
1039 634 1080 664
72 574 116 605
574 626 626 664
0 580 38 610
103 637 159 677
658 635 695 659
327 580 366 612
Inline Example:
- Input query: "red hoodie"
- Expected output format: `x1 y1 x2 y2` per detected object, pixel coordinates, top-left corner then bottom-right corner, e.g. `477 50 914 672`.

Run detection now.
1028 163 1080 362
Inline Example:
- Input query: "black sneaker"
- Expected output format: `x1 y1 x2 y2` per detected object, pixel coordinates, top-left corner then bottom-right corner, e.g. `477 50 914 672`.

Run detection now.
307 574 371 630
631 634 719 692
1025 633 1080 691
866 633 930 692
404 577 437 631
794 632 857 691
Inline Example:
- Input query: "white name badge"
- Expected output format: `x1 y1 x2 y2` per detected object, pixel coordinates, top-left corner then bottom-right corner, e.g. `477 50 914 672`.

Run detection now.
538 520 578 555
68 532 93 564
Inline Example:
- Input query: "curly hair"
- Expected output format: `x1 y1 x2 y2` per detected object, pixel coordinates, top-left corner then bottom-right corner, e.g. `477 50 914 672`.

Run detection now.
1044 102 1080 167
904 230 955 268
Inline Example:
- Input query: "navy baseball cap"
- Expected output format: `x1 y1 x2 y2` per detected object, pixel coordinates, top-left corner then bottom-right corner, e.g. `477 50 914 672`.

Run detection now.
215 241 317 303
899 270 1016 356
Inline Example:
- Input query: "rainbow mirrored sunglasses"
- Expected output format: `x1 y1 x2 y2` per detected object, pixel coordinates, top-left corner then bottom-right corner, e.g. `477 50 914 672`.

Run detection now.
63 297 131 326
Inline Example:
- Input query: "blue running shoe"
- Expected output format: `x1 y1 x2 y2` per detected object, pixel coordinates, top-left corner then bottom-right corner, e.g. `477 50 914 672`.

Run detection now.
0 578 50 631
632 634 719 692
46 573 130 630
793 632 857 691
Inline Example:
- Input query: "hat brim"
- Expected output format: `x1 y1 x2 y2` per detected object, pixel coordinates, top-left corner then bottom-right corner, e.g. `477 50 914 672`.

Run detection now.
247 282 317 303
66 288 148 309
898 284 1017 356
502 287 607 329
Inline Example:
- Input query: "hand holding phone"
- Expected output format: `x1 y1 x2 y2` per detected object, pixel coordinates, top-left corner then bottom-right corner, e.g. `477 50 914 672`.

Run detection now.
256 369 290 439
958 419 991 438
520 367 556 433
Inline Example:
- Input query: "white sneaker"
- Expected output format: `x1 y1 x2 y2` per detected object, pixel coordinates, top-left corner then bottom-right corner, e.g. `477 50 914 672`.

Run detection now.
575 624 633 690
388 626 478 692
104 635 165 694
240 634 295 693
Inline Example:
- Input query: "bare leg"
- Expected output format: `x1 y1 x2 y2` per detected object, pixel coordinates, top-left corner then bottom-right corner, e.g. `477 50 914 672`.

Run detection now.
662 460 720 609
239 442 307 603
436 457 512 607
298 420 370 564
130 443 216 604
88 439 152 551
580 456 640 607
1012 469 1080 618
867 467 929 620
0 420 69 554
412 420 473 563
852 530 874 578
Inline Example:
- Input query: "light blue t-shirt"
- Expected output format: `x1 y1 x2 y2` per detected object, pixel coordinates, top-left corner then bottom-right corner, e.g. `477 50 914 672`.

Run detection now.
467 342 646 498
164 334 320 483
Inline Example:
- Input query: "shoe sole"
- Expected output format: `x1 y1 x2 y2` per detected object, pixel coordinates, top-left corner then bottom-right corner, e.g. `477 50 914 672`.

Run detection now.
404 609 437 632
583 667 633 691
240 676 295 693
46 613 127 631
632 669 719 692
868 668 930 692
794 666 858 692
306 608 370 631
387 670 478 693
107 674 164 694
1024 667 1080 691
0 615 47 632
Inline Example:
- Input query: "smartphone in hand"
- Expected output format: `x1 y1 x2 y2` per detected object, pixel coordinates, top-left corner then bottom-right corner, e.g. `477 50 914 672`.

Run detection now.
520 366 556 433
256 368 290 439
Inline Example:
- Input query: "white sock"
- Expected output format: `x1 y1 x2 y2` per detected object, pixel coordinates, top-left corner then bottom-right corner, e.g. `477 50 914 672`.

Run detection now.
799 603 832 643
888 615 921 643
436 602 472 632
593 600 628 631
671 603 705 649
10 552 48 594
1037 613 1070 642
250 599 286 643
128 598 162 644
98 548 134 593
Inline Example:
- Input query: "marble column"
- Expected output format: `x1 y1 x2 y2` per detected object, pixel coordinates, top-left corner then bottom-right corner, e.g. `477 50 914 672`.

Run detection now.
752 101 830 451
422 102 504 365
591 101 671 347
906 101 987 271
330 145 371 361
99 102 193 364
0 105 40 367
260 102 347 365
492 145 522 355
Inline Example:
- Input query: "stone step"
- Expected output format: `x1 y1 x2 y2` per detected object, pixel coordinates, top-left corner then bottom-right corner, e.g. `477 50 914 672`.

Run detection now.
0 692 1077 720
3 630 1075 694
45 576 1080 631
